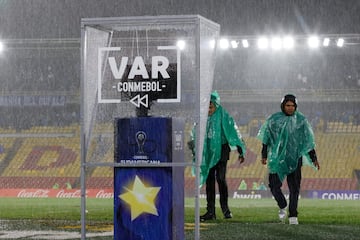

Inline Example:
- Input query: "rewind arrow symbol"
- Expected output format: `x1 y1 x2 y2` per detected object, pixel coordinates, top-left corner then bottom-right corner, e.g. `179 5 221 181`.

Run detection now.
130 94 149 108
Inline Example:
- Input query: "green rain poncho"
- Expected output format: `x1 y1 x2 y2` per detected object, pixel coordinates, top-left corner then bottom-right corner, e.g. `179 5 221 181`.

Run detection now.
257 111 317 181
193 91 246 186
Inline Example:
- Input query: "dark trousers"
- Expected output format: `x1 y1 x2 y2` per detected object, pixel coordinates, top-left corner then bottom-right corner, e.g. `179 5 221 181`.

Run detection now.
268 159 302 217
205 159 229 215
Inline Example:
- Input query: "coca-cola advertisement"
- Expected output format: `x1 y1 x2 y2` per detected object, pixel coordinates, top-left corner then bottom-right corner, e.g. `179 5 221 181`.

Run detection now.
1 189 113 198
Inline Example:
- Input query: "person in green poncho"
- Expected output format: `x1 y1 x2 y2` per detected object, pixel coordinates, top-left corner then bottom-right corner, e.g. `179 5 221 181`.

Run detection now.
257 94 320 225
189 91 246 221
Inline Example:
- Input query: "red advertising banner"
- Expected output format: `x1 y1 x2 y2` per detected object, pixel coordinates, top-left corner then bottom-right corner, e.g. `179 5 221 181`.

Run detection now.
0 189 114 198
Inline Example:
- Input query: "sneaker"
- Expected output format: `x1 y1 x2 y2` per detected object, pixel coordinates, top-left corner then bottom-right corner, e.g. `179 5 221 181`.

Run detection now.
278 208 287 222
200 212 216 222
224 210 233 219
289 217 299 225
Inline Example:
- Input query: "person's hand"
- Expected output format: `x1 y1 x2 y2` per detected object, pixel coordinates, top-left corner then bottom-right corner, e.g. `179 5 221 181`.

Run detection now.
261 158 267 165
187 140 194 151
238 155 245 164
313 160 320 170
187 140 195 156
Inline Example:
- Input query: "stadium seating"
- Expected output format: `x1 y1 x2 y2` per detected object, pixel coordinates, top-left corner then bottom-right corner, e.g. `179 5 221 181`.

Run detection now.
0 123 359 191
326 121 360 133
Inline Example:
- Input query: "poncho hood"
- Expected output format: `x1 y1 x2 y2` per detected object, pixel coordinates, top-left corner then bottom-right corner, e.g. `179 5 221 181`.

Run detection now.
210 91 221 107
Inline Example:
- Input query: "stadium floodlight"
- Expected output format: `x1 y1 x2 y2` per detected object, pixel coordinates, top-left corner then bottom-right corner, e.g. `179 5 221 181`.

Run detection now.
176 40 186 50
242 39 249 48
209 39 216 49
0 41 4 53
257 37 269 49
323 38 330 47
307 36 320 48
230 40 239 49
271 37 282 50
283 36 294 49
336 38 344 47
219 38 229 49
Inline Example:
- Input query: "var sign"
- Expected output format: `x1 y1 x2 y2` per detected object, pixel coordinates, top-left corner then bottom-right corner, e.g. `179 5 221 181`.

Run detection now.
97 46 181 108
109 55 171 80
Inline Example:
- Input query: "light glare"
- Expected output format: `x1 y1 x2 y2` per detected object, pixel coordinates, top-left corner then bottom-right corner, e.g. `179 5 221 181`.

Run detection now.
176 40 185 50
219 38 229 49
209 39 216 49
283 36 294 49
230 40 239 48
257 37 268 49
242 39 249 48
336 38 344 47
323 38 330 47
308 36 320 48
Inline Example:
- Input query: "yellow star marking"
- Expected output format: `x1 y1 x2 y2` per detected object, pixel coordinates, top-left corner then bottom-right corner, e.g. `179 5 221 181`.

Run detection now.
119 175 161 221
